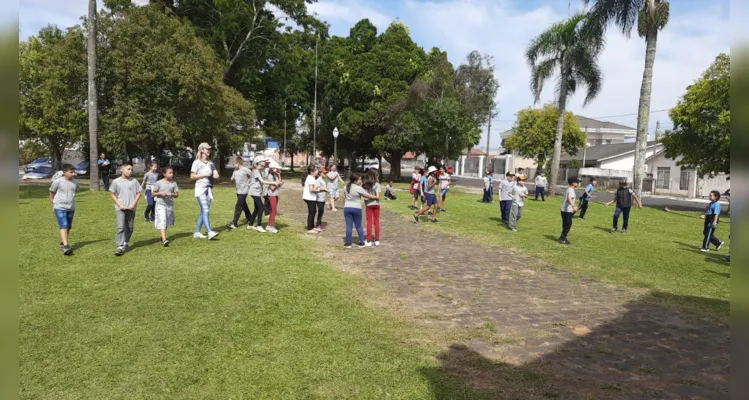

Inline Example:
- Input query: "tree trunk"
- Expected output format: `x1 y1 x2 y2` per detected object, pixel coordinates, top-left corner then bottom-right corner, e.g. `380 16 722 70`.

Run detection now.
632 31 658 196
387 152 403 181
87 0 99 191
549 71 569 197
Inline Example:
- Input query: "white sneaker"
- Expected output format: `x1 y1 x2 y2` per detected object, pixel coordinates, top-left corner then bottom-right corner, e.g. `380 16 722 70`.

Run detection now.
208 231 219 240
365 241 373 247
374 241 380 247
193 232 207 239
307 229 318 234
255 226 267 233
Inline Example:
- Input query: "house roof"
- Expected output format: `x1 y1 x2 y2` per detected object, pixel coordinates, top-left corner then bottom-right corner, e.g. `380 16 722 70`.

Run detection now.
403 152 416 159
576 116 635 131
464 147 486 156
561 141 658 162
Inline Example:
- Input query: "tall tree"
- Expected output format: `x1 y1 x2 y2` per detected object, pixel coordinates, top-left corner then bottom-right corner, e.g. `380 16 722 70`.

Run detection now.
660 53 729 175
526 12 604 195
585 0 670 195
87 0 99 190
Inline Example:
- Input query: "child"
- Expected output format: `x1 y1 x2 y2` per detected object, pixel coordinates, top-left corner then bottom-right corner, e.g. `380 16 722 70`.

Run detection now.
439 166 451 212
153 166 179 246
384 181 397 200
482 174 491 203
410 168 421 210
142 162 159 222
342 173 379 248
49 164 79 255
227 156 253 230
302 165 323 234
534 172 547 201
498 172 516 223
413 166 439 223
248 155 279 232
605 180 643 234
578 177 597 219
559 176 580 245
487 170 495 202
315 168 329 231
264 161 283 233
362 168 382 247
110 163 143 256
508 174 529 232
699 190 725 252
326 165 341 211
419 168 428 209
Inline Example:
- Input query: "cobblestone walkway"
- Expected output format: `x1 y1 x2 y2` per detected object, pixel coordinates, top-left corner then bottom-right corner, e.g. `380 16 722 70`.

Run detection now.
279 185 728 399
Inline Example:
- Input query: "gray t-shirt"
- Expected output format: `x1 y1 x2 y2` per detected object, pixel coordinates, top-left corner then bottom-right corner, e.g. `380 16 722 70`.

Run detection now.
499 180 516 201
327 170 340 189
153 179 179 207
143 171 159 191
364 182 381 207
316 176 327 202
511 185 528 207
248 169 263 197
110 176 142 210
232 166 252 195
49 178 80 211
344 184 368 209
562 187 577 212
266 173 280 196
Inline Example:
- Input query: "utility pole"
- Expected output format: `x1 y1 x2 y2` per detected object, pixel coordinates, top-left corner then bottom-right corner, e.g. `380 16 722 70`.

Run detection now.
312 37 318 164
283 104 287 167
484 110 492 170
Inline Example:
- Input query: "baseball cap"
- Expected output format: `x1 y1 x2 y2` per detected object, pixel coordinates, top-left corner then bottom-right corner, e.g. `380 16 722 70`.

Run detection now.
506 171 515 176
269 160 280 169
197 142 212 150
253 155 267 164
518 174 527 181
568 176 581 184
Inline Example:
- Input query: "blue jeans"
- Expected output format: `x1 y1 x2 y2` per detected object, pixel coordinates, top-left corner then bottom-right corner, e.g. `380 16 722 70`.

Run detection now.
500 200 512 222
54 209 74 229
613 207 631 230
535 186 545 201
344 207 364 245
196 192 213 233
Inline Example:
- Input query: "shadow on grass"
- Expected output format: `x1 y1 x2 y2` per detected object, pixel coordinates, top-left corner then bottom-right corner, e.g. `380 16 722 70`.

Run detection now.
420 292 729 399
74 239 107 250
19 185 50 200
704 269 729 278
131 232 193 248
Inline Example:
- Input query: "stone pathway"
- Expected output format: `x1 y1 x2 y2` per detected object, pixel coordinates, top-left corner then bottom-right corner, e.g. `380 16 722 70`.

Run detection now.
279 184 729 399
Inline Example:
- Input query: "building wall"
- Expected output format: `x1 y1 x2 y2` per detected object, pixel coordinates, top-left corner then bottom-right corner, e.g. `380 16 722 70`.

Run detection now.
649 152 729 198
599 147 661 171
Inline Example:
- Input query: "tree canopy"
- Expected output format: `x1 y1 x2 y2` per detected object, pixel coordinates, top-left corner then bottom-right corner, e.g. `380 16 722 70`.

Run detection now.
660 53 730 175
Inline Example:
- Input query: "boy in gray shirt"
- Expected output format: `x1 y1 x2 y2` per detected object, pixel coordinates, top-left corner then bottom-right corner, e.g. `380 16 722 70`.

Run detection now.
559 176 580 245
110 163 142 256
153 166 179 246
508 175 529 231
49 164 79 255
228 157 253 230
498 172 516 223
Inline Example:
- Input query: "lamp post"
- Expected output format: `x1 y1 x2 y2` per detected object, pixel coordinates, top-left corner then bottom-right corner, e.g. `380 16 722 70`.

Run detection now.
333 127 339 168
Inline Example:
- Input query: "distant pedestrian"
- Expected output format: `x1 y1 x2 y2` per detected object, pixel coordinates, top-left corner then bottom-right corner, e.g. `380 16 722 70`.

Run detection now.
698 190 725 252
578 177 598 220
97 152 111 190
141 162 159 222
508 174 529 232
439 166 451 212
315 167 329 231
413 166 439 223
191 142 219 240
559 176 580 245
49 163 79 255
227 156 252 230
153 166 179 247
110 163 143 255
534 172 547 201
482 174 491 203
362 168 382 246
498 172 516 223
487 170 495 202
343 173 379 248
419 168 428 209
604 180 643 234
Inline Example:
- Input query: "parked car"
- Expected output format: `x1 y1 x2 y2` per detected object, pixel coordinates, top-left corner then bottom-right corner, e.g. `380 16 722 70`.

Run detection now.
22 166 54 180
356 161 380 172
225 155 253 169
75 160 90 176
25 157 52 172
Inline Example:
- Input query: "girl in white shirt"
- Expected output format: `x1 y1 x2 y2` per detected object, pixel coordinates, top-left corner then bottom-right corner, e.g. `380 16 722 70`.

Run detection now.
302 165 326 234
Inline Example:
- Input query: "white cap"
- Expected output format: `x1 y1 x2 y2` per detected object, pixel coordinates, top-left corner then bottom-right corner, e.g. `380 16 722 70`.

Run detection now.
427 166 438 174
268 160 280 169
253 155 267 164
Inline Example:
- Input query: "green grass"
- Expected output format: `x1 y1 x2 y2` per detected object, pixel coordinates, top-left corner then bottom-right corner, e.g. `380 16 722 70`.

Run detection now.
19 186 480 399
385 184 730 320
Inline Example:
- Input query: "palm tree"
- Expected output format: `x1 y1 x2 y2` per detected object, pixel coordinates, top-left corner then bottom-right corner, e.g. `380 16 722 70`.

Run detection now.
584 0 670 196
87 0 99 191
526 12 604 196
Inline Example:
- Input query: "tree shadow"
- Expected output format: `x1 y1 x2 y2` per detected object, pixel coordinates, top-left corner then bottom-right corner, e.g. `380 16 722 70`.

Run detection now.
704 269 729 278
19 185 50 200
420 292 729 399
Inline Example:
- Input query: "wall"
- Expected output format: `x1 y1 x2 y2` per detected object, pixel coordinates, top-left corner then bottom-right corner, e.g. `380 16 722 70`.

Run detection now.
649 152 730 198
599 146 661 171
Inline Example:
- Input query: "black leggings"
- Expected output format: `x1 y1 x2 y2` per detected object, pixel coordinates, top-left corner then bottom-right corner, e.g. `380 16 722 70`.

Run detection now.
248 195 264 227
305 199 317 231
316 201 326 227
561 211 574 239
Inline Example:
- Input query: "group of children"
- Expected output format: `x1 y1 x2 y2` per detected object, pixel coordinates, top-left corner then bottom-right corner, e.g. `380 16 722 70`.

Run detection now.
409 166 452 222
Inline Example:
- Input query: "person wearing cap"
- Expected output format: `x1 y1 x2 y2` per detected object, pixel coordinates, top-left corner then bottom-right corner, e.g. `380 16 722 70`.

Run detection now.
534 172 548 201
264 160 283 233
604 180 643 234
578 177 598 220
508 174 529 232
559 176 580 245
438 166 451 212
498 171 516 223
247 155 280 232
413 166 439 223
191 142 220 240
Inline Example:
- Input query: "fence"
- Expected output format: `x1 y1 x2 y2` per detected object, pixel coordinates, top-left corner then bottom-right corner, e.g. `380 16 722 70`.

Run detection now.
462 157 481 177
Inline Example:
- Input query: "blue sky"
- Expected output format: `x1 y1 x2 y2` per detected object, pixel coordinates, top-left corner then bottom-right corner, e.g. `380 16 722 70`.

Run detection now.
18 0 731 149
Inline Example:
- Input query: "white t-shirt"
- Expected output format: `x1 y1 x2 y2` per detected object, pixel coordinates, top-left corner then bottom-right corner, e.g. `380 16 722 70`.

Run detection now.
191 159 214 197
535 175 547 187
440 174 451 190
303 175 317 201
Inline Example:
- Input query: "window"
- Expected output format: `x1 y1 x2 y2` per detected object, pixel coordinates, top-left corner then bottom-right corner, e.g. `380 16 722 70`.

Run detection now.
656 167 670 190
679 170 690 190
605 139 612 144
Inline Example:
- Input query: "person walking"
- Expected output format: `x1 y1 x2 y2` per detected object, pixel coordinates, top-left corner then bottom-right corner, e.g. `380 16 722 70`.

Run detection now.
362 168 382 247
413 166 440 223
410 168 421 210
439 166 451 212
227 156 253 230
487 170 495 203
264 161 283 233
302 165 324 234
191 142 219 240
534 172 547 201
699 190 725 252
577 178 597 220
342 173 379 248
152 166 179 246
559 177 580 245
97 152 112 190
498 172 516 223
605 180 643 234
110 163 143 255
508 174 529 232
49 164 79 255
247 155 277 232
141 162 159 222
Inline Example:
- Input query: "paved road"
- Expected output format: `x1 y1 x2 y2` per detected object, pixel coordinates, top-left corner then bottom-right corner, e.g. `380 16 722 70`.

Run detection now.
451 176 728 212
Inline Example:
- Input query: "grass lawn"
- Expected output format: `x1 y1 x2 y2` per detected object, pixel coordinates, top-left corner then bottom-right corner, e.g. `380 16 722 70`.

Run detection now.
19 185 480 399
384 184 730 321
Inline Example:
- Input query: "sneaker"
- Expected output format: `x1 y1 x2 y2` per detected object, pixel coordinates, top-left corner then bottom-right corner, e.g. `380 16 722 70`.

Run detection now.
344 243 352 249
163 239 170 247
144 216 150 222
307 229 318 234
319 224 327 231
430 219 439 223
700 248 710 252
62 245 73 256
725 255 730 262
357 242 366 248
621 229 628 234
412 215 419 223
194 232 207 239
428 211 433 216
578 217 585 220
255 226 267 233
610 228 617 233
365 241 373 247
227 223 238 230
208 231 219 240
511 228 517 232
114 246 125 256
716 241 724 251
124 244 131 252
374 241 380 247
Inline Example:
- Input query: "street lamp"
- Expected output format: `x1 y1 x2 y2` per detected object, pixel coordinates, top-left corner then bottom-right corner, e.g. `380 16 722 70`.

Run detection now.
333 127 339 167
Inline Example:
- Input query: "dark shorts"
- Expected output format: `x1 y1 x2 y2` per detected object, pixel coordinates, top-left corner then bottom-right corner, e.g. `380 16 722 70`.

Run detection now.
54 209 74 229
413 190 421 200
425 193 438 206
